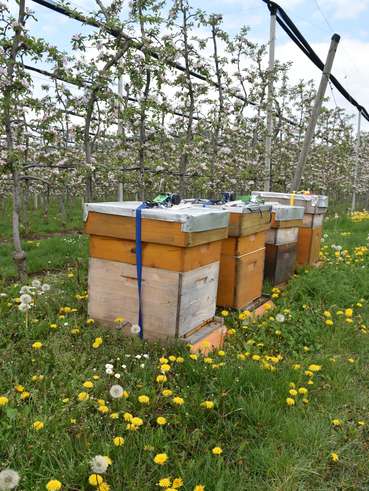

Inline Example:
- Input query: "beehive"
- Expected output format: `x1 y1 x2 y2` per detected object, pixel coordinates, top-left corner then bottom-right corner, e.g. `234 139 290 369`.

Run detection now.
188 202 272 309
261 203 304 286
251 192 328 266
84 202 229 341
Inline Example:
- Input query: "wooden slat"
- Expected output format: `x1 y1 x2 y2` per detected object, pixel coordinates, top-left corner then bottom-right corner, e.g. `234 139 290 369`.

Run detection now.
297 227 322 266
85 212 228 247
228 211 271 237
264 242 297 286
221 231 267 257
271 217 304 228
178 262 219 336
217 247 265 309
235 248 265 308
87 258 219 340
89 235 222 272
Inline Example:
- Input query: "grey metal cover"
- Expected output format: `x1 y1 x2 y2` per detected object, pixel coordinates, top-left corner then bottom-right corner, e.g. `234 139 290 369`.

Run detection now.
266 202 304 221
84 202 230 232
251 191 328 214
187 200 272 215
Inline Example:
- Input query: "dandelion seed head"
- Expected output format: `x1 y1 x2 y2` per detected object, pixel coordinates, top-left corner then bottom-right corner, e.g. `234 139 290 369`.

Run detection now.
0 469 21 490
90 455 109 474
109 384 124 399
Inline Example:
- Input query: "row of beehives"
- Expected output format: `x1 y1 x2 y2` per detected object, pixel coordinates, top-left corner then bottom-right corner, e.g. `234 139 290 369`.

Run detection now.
83 191 327 346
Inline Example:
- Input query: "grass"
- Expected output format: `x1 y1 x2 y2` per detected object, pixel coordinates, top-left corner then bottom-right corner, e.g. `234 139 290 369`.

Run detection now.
0 198 84 240
1 212 369 489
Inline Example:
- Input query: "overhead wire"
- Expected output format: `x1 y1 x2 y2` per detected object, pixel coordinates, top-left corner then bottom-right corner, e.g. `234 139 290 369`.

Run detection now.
262 0 369 122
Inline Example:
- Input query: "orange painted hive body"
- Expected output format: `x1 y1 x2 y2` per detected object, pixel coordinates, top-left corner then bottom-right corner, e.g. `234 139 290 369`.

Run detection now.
251 192 328 267
84 202 229 344
208 203 272 310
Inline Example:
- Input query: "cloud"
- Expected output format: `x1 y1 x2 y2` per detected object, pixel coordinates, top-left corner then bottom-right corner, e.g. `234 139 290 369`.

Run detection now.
275 38 369 128
324 0 369 20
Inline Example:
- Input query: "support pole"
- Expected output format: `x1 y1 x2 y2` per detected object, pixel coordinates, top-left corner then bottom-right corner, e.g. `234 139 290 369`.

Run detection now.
291 34 340 191
264 4 277 192
117 73 124 201
351 110 362 212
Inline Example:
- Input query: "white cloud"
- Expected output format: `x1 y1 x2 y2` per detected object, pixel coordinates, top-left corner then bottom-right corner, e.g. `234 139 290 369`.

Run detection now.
324 0 369 20
275 38 369 128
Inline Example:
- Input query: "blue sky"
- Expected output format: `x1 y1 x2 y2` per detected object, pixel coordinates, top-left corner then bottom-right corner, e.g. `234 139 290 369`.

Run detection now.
18 0 369 129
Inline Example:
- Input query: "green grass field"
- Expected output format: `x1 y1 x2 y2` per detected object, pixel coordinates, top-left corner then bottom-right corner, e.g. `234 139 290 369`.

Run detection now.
1 212 369 490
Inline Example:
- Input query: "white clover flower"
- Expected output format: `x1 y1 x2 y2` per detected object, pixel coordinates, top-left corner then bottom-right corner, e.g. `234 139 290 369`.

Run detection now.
109 384 124 399
0 469 20 490
276 313 285 323
135 355 142 360
140 363 145 368
41 284 51 292
130 324 140 335
105 363 113 370
143 354 149 359
105 368 114 375
121 364 127 369
0 293 7 298
19 294 32 305
90 455 109 474
31 279 41 288
18 303 30 312
114 373 121 379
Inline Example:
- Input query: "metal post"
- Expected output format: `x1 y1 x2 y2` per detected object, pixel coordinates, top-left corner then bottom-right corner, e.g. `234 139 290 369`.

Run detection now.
291 34 340 191
351 110 362 212
118 182 124 201
264 5 277 191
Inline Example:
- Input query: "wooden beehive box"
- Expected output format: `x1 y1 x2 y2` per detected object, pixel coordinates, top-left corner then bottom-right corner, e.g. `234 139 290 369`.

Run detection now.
190 202 272 309
84 202 229 340
262 204 304 286
251 192 328 267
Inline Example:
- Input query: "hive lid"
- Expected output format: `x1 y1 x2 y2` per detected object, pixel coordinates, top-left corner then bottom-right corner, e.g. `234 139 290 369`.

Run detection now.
251 191 328 213
267 202 305 221
84 202 229 233
179 200 272 214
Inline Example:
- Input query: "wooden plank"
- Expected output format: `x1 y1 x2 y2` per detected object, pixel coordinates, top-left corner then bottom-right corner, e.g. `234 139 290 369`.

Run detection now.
88 258 179 339
264 242 297 286
178 262 219 336
271 217 304 228
297 226 322 266
88 258 219 340
183 319 226 356
234 248 266 308
89 235 222 272
217 247 265 309
217 255 237 307
221 231 267 256
228 210 271 237
85 211 228 247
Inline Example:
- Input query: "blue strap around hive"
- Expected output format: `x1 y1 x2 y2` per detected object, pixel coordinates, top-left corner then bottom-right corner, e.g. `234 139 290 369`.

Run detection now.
135 202 148 339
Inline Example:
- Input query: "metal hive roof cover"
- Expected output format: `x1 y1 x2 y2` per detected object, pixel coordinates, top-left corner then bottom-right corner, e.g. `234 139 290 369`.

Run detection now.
84 202 230 232
251 191 328 211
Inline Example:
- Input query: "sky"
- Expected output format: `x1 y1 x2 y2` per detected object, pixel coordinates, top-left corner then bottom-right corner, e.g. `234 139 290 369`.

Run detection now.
12 0 369 130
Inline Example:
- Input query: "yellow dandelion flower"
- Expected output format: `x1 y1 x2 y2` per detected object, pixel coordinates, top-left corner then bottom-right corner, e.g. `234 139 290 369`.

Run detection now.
83 381 94 389
33 420 44 430
330 452 339 462
200 401 214 409
88 474 103 486
110 412 119 420
331 419 343 427
156 375 167 383
153 453 168 465
159 357 168 364
173 477 184 488
298 387 308 395
156 416 167 426
308 364 321 372
160 364 171 373
172 396 184 406
98 405 109 414
32 341 43 350
345 308 353 318
20 391 30 400
113 436 125 446
132 416 144 427
15 384 24 393
289 389 298 397
193 486 205 491
138 395 150 404
162 389 173 397
212 446 223 455
286 398 295 406
46 480 62 490
86 318 95 325
176 356 184 363
325 319 334 326
158 478 171 488
0 396 9 406
78 392 89 402
123 412 133 422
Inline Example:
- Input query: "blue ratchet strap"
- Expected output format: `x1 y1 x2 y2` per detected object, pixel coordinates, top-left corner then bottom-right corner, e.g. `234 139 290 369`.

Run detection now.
135 202 148 339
